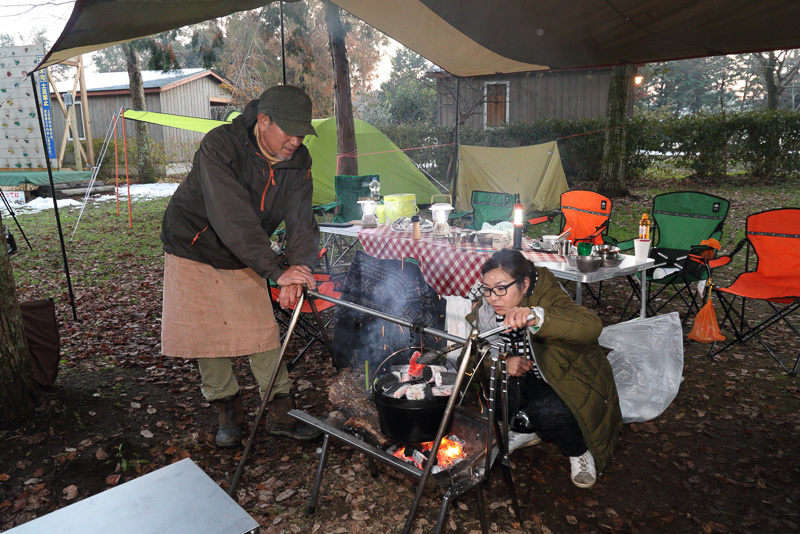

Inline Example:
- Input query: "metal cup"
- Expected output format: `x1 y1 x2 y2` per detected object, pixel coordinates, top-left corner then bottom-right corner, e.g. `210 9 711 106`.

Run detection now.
556 238 570 258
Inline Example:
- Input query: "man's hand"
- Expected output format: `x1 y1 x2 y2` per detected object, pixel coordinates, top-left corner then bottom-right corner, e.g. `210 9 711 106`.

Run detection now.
278 283 304 309
276 265 316 288
275 266 316 309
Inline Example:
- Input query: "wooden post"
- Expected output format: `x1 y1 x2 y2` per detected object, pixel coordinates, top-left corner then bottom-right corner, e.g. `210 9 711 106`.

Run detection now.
78 56 95 166
69 103 82 170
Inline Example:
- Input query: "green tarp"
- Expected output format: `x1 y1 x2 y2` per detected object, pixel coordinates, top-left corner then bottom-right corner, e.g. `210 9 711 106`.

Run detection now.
0 170 93 187
122 110 226 134
121 111 439 206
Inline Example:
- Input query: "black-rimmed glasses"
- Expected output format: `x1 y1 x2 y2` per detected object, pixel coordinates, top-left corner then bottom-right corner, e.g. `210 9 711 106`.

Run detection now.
479 280 520 297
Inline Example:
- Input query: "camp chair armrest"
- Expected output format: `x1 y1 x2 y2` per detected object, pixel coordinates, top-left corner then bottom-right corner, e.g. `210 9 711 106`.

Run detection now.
449 210 473 220
314 200 339 214
526 211 559 226
616 238 636 252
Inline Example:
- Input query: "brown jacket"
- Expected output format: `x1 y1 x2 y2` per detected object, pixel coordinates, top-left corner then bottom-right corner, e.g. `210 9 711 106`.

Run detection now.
161 99 319 282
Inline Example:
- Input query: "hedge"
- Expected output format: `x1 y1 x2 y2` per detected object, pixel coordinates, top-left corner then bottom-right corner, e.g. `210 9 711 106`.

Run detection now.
380 110 800 184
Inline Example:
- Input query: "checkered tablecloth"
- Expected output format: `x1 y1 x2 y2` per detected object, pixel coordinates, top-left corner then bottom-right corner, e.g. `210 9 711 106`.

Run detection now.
358 226 564 296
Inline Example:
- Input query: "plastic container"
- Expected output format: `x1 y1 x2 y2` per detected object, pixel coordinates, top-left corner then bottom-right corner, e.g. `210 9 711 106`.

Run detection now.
383 193 418 224
638 213 651 240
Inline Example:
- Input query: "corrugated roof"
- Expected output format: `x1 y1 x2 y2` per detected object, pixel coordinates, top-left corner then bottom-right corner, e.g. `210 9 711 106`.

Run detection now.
54 68 207 93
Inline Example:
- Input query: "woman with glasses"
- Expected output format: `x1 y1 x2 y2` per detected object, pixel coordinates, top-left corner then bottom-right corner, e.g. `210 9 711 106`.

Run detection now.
455 248 621 489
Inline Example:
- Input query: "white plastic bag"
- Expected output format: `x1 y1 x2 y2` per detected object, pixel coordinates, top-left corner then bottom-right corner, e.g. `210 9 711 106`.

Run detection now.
598 312 684 423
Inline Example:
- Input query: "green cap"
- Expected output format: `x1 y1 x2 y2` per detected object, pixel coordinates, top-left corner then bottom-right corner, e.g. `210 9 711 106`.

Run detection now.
257 85 317 137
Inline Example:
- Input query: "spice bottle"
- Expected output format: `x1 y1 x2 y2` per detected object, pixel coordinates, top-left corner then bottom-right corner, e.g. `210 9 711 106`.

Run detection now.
411 215 421 240
638 213 650 240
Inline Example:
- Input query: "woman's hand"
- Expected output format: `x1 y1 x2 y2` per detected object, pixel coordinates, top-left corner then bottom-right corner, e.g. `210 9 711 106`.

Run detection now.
506 356 534 377
504 306 537 331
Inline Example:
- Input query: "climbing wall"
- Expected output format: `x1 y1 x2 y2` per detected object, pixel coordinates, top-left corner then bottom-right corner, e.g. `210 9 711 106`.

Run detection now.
0 44 53 171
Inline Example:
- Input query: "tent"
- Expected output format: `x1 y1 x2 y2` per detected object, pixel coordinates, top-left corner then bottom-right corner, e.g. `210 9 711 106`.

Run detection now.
455 142 568 213
119 110 439 206
305 117 438 206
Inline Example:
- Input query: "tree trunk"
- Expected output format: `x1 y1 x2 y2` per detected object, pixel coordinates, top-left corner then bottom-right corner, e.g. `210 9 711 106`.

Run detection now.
599 65 634 198
762 57 779 110
123 43 157 183
0 213 37 430
324 1 358 177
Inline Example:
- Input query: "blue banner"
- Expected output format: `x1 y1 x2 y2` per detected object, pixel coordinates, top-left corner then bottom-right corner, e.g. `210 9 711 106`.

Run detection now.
35 55 56 160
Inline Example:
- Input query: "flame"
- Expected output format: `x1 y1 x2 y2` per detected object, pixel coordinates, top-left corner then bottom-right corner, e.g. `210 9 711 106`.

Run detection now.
422 436 466 469
389 436 466 471
408 351 424 377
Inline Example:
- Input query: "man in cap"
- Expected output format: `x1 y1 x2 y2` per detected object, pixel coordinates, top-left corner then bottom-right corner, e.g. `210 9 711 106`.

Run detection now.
160 85 322 447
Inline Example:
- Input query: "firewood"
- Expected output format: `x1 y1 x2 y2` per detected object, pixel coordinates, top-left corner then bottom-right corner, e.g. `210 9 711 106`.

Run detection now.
328 369 379 422
343 417 393 449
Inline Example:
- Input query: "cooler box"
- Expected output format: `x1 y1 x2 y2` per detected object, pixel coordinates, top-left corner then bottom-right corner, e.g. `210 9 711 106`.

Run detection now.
383 193 418 224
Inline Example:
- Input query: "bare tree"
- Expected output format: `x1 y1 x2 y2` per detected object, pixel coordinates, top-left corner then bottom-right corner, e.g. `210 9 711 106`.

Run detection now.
753 50 800 110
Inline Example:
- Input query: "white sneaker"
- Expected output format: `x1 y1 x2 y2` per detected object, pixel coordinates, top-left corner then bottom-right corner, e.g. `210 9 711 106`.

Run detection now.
507 431 542 454
569 451 596 488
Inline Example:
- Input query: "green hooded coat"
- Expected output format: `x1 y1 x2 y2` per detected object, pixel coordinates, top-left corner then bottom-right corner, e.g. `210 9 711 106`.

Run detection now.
465 266 622 473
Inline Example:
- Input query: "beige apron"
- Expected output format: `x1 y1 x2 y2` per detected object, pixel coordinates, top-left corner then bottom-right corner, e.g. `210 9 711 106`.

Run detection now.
161 253 280 358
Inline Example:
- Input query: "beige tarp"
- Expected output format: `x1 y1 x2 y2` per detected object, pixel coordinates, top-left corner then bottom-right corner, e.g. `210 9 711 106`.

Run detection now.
38 0 800 75
456 142 568 214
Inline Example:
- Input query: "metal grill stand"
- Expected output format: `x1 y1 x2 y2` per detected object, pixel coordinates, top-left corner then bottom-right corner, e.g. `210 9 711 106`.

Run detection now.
288 289 522 534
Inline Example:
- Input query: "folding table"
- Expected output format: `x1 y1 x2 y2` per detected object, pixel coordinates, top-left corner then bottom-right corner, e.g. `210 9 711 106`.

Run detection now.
7 459 259 534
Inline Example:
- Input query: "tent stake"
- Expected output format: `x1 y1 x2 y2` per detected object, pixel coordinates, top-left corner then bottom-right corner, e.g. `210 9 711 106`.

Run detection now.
29 73 78 322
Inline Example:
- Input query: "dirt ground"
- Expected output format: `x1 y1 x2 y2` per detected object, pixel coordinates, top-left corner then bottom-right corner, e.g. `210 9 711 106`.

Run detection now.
2 204 800 533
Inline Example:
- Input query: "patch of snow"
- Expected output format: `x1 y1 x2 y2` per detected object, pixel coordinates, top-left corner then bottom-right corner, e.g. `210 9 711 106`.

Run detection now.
1 183 180 216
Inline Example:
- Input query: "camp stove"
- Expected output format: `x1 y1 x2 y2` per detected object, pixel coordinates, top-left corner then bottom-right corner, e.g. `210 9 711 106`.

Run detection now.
286 289 522 534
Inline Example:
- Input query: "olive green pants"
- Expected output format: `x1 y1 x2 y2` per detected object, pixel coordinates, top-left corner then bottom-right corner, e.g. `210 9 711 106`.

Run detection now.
197 348 292 402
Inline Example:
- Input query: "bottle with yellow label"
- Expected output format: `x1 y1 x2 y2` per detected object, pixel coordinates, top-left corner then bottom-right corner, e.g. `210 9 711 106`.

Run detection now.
638 213 650 240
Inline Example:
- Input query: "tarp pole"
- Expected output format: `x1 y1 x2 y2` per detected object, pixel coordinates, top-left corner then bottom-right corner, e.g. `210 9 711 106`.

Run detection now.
114 108 121 216
121 109 133 228
29 73 78 322
0 189 32 250
451 76 461 208
280 1 287 85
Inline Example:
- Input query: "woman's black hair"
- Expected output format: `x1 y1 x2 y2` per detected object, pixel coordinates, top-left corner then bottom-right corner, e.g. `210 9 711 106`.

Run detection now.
481 249 537 297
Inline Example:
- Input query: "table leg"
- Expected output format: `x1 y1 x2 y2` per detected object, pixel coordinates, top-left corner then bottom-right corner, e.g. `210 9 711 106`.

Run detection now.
639 268 648 319
575 281 583 305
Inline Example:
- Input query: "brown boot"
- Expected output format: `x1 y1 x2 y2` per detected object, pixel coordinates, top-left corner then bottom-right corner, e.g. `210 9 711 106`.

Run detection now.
268 393 323 440
214 393 244 448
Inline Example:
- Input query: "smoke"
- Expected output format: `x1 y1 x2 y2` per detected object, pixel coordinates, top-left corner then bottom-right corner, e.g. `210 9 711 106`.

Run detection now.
331 251 446 372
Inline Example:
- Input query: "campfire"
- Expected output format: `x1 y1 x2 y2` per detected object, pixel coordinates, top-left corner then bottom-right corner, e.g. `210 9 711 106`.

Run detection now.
387 435 467 473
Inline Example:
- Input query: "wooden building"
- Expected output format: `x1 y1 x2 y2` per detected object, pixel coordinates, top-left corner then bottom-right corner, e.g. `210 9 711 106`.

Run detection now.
51 68 233 162
433 68 632 129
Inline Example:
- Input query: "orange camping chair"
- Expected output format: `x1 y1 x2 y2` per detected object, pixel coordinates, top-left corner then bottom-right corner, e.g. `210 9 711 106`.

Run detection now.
708 208 800 376
269 275 341 371
527 190 613 246
527 190 614 305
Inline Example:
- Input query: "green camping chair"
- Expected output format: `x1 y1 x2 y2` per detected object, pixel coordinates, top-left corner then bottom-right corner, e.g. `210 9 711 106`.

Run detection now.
315 175 380 223
619 191 731 323
450 191 520 230
315 175 379 271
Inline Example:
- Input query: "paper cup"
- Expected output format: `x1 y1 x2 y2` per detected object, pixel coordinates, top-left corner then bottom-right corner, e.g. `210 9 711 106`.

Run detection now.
634 239 651 261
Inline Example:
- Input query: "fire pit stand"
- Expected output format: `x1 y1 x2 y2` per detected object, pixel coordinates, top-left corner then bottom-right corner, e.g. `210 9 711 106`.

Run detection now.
288 289 523 534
